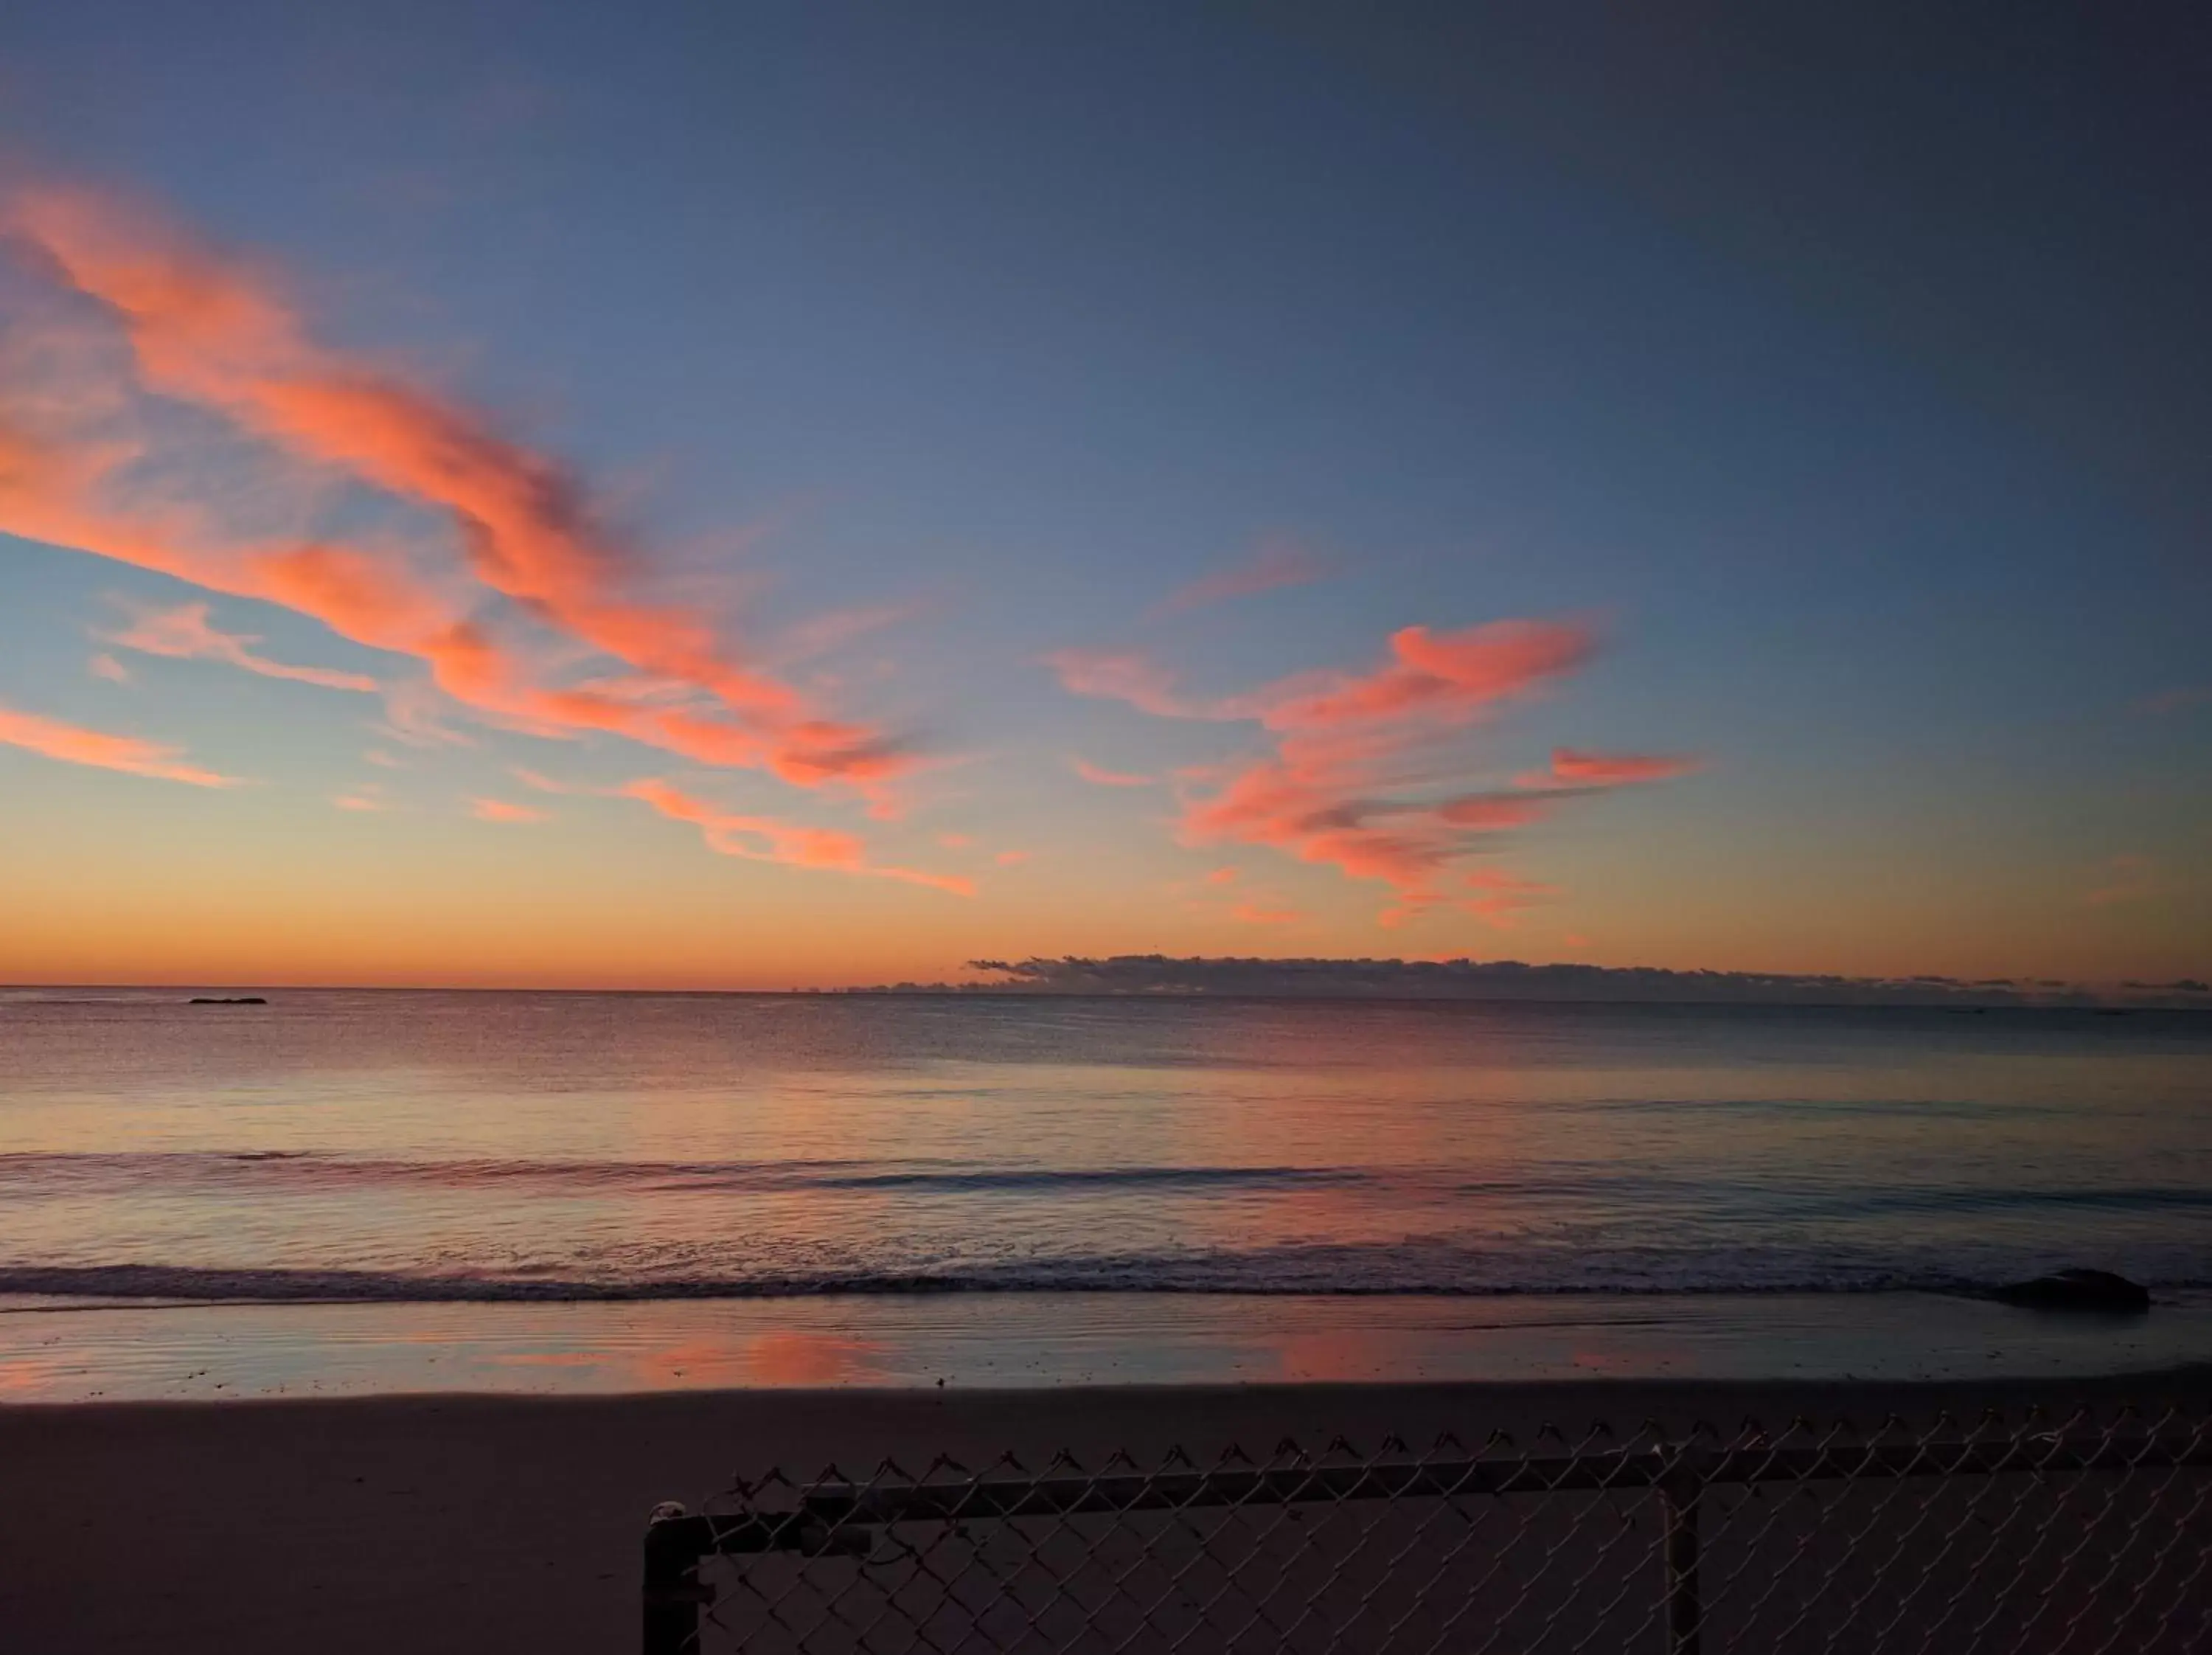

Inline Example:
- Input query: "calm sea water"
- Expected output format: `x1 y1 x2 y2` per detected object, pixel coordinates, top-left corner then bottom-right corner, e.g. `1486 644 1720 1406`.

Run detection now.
3 989 2208 1306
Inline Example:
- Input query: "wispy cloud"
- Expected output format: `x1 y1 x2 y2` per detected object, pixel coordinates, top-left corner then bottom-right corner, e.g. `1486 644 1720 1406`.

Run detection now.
1447 868 1561 931
0 701 237 786
1435 791 1555 829
1229 898 1304 925
101 600 380 692
1042 650 1194 719
333 784 388 812
1519 748 1704 789
1050 620 1594 731
469 797 548 824
372 680 479 750
2134 684 2211 716
1050 615 1690 926
772 603 915 666
2083 853 2158 908
1 183 916 806
1070 756 1156 788
87 652 131 684
1150 537 1327 617
613 777 973 895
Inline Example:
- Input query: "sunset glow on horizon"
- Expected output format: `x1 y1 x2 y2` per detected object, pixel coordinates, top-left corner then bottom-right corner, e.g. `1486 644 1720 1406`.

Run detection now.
1 6 2205 992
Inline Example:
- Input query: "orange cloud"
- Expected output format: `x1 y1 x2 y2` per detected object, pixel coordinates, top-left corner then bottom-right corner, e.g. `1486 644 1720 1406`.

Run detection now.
1050 613 1686 927
2135 684 2211 716
2084 853 2157 908
0 701 236 786
1151 536 1326 617
333 785 387 812
1203 866 1240 885
1523 747 1704 788
1178 753 1466 906
1070 756 1156 787
470 797 548 824
1230 898 1304 925
3 184 914 804
615 777 974 895
1435 792 1554 830
995 849 1030 866
101 600 379 691
1255 621 1594 731
1051 620 1593 732
1043 649 1192 718
1450 868 1560 929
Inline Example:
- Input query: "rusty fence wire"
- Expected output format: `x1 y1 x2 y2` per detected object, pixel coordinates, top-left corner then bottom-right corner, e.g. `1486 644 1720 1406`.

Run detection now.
644 1403 2212 1655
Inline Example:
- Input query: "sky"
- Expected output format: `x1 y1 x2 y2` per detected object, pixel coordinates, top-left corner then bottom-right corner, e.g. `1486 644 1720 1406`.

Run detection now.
0 1 2205 990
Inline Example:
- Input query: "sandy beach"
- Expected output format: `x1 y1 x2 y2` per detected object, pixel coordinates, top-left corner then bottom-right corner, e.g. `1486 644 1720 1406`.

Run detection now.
4 1368 2205 1653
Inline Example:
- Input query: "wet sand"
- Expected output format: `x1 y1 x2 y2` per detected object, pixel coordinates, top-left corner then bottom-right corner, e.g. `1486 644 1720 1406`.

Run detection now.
2 1369 2205 1654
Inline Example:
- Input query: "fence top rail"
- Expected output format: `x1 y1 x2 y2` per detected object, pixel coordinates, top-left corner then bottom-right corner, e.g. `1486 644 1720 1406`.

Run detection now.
658 1421 2212 1559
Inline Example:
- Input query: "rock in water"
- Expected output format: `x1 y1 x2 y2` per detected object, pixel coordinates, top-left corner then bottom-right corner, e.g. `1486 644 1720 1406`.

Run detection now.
1992 1268 2150 1312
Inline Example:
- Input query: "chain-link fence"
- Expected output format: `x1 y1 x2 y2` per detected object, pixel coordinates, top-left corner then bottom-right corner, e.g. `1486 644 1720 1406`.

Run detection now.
644 1402 2212 1654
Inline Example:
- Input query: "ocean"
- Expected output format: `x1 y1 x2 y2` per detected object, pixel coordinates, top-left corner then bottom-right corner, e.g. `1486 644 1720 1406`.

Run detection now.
3 989 2208 1396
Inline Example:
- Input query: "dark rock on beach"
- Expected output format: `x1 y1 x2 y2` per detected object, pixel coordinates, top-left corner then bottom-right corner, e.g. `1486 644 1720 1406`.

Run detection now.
188 996 268 1005
1991 1268 2151 1313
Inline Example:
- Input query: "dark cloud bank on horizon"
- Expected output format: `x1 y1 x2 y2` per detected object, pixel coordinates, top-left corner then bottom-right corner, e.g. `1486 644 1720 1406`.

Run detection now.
848 957 2212 1008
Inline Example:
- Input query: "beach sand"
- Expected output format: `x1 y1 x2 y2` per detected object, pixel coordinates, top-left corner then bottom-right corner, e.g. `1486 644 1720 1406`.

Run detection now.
3 1369 2205 1653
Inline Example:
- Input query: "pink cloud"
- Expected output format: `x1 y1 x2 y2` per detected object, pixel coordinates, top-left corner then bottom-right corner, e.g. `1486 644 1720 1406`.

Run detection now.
101 600 380 692
1454 868 1560 928
333 785 387 813
470 797 548 824
1051 620 1593 733
995 849 1031 867
2084 853 2157 909
1 184 915 805
1523 747 1704 788
0 701 236 786
1256 622 1595 731
1435 792 1554 830
1229 898 1304 925
1203 866 1241 886
362 749 403 769
373 679 479 750
615 778 974 895
2135 685 2211 716
87 652 132 684
1051 611 1690 926
1150 537 1326 617
936 831 973 850
772 603 915 665
1043 650 1194 719
1070 756 1156 787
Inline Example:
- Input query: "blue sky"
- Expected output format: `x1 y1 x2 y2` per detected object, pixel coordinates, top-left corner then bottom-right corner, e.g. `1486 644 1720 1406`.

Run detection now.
0 1 2205 987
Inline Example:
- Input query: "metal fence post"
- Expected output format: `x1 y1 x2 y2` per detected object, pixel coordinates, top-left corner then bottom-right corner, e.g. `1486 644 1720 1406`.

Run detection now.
644 1503 708 1655
1661 1471 1702 1655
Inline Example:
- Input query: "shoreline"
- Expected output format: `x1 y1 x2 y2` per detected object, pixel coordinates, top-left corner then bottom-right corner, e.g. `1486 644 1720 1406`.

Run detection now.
4 1288 2208 1402
4 1370 2206 1653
